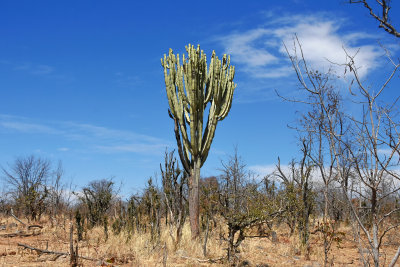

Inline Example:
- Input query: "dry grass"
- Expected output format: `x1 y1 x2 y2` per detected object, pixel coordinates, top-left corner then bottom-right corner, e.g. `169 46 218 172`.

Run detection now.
1 215 400 266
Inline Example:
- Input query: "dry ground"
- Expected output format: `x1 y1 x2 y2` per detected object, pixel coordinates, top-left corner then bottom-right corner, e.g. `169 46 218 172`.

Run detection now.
1 215 400 266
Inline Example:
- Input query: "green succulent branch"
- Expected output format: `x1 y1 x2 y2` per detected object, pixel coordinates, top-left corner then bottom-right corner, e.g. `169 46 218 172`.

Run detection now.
161 44 236 172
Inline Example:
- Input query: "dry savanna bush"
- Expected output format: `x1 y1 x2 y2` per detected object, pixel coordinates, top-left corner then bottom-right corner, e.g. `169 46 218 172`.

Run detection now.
1 149 400 267
2 212 400 266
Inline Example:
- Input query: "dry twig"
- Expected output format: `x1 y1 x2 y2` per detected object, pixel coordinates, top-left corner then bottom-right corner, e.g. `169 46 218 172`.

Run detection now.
17 243 114 265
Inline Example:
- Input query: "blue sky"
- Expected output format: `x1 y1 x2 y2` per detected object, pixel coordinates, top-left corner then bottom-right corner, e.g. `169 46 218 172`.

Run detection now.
1 0 399 196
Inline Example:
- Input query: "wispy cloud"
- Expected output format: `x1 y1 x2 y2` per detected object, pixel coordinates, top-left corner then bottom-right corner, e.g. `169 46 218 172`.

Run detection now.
114 72 142 88
31 64 54 75
0 114 169 156
62 122 162 143
95 144 168 155
0 121 61 134
13 62 54 75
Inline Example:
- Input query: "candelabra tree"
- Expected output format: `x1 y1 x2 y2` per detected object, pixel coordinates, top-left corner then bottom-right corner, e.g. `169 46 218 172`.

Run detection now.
161 44 236 239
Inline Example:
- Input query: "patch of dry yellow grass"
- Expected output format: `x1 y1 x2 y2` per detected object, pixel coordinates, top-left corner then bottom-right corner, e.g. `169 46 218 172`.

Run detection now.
2 215 400 266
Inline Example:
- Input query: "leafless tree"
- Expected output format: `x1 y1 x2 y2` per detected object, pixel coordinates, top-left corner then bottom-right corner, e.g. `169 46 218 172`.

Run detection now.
160 149 187 249
342 48 400 267
285 34 400 266
47 161 66 226
275 138 314 255
280 47 350 265
2 155 51 221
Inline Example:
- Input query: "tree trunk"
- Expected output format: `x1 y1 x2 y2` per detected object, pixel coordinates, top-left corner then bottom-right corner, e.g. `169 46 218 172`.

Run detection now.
189 157 201 239
323 186 329 267
227 227 237 263
371 189 379 267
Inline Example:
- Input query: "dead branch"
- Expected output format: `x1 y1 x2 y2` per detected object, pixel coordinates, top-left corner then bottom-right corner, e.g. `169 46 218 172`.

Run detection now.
10 208 26 226
28 224 43 229
0 231 41 238
9 209 44 230
17 243 110 264
349 0 400 38
18 243 68 256
389 246 400 267
181 255 225 263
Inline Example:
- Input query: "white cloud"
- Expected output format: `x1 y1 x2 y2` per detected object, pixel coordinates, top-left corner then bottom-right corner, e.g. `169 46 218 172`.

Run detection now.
376 148 399 164
276 20 381 78
219 13 382 79
248 164 277 178
222 29 278 67
249 163 330 184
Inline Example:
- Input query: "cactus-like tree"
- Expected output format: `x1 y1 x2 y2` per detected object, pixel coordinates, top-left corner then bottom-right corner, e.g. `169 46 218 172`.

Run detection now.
161 44 236 239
